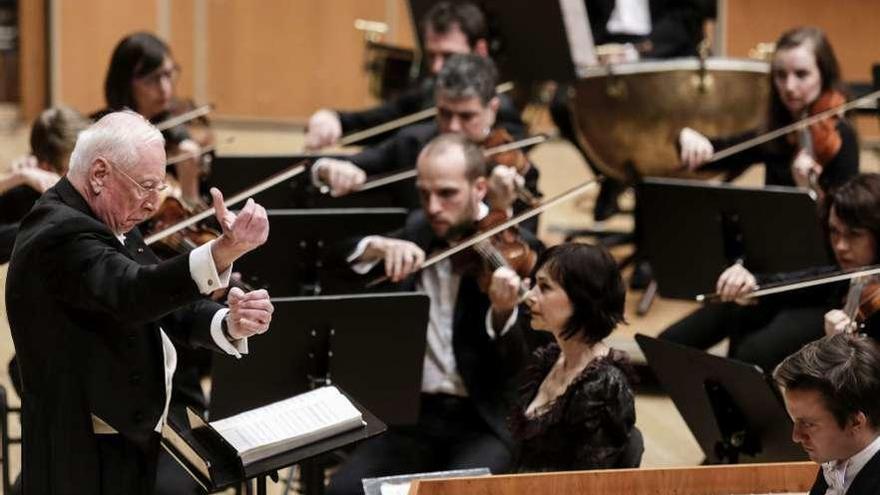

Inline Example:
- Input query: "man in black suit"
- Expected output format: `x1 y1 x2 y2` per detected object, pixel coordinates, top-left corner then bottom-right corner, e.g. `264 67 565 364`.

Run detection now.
325 133 539 494
774 333 880 495
304 1 525 149
312 54 541 233
6 111 274 494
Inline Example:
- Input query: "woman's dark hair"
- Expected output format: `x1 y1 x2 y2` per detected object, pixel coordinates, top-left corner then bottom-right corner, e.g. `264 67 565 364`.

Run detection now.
532 243 626 343
824 173 880 264
104 32 172 111
767 27 843 132
774 333 880 429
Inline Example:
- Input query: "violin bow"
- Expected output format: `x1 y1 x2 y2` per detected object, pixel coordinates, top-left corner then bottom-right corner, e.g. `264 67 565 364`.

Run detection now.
695 264 880 302
155 104 214 132
144 160 309 245
333 82 515 148
709 89 880 163
366 178 600 287
331 134 549 194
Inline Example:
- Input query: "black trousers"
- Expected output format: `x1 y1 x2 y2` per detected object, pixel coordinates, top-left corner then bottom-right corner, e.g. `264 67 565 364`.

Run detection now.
325 393 512 495
94 434 160 495
659 302 827 372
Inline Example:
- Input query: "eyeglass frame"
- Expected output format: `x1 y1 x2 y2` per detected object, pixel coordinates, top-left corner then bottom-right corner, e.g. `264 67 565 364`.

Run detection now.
102 158 169 199
134 63 181 87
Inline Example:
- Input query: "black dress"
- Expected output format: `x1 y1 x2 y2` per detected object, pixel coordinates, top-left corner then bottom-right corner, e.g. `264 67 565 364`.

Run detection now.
510 344 637 472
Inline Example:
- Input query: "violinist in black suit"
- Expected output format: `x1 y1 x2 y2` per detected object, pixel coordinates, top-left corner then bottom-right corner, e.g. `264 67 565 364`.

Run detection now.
774 333 880 495
325 133 542 494
6 111 273 494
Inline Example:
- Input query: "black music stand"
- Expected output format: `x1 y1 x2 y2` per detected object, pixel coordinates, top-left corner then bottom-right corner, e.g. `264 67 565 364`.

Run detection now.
637 178 831 299
636 334 806 464
234 208 408 296
162 390 385 495
211 293 429 495
209 155 398 210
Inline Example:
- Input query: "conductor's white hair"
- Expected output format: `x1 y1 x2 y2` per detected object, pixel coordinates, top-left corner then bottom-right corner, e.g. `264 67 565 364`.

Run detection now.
68 110 165 180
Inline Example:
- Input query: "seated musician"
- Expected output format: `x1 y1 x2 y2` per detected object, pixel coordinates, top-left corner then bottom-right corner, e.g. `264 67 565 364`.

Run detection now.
660 173 880 371
305 1 525 149
95 32 209 208
511 242 642 472
326 133 541 494
313 53 541 232
0 106 88 263
679 26 858 196
6 111 273 493
774 333 880 495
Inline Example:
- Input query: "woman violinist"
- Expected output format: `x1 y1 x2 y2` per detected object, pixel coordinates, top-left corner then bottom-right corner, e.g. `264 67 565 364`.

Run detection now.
95 32 211 209
510 242 642 472
679 26 858 196
660 174 880 371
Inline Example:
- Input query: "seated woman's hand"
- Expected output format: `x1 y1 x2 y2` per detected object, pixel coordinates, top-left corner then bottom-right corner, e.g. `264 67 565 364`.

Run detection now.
679 127 714 171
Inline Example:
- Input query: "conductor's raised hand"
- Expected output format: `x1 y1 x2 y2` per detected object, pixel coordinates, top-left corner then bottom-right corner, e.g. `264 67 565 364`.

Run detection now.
715 263 757 304
226 287 273 339
210 187 269 273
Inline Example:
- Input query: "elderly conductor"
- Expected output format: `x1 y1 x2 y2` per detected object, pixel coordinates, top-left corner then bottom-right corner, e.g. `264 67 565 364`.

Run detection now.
6 111 273 494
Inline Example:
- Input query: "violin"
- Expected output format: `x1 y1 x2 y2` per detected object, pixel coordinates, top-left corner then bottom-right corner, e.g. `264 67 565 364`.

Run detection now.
367 179 600 288
451 209 537 296
481 128 541 207
143 189 220 260
791 90 847 194
840 275 880 332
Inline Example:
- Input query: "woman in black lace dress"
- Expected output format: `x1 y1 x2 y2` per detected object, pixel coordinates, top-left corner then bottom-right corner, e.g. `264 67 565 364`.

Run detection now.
510 243 642 472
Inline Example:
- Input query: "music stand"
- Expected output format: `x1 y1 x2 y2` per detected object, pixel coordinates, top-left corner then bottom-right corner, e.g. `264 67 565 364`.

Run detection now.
234 208 408 296
209 155 398 210
637 177 831 299
635 334 806 464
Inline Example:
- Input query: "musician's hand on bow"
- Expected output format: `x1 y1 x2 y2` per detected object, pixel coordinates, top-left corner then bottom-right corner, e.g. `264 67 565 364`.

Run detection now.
305 109 342 150
314 158 366 197
362 236 425 283
679 127 714 171
791 149 822 190
489 266 521 317
226 287 273 339
716 263 757 304
210 187 269 273
824 309 852 336
487 165 521 211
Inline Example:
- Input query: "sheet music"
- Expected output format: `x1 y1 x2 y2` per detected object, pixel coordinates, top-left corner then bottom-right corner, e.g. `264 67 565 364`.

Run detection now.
210 386 363 463
559 0 598 73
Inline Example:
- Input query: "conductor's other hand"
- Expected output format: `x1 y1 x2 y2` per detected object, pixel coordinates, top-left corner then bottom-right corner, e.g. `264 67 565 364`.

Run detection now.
314 158 366 197
226 287 273 339
305 109 342 150
363 237 425 283
679 127 714 171
715 263 757 304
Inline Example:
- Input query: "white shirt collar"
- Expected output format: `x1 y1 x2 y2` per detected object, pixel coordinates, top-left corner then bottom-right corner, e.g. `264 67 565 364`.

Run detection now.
823 434 880 493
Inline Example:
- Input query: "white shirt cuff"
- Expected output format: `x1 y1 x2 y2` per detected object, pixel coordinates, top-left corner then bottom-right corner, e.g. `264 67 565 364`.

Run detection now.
189 239 231 295
485 306 519 340
348 236 383 274
210 308 248 358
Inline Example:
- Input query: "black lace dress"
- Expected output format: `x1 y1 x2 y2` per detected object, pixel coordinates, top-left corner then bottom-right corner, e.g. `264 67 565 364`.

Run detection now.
509 344 637 472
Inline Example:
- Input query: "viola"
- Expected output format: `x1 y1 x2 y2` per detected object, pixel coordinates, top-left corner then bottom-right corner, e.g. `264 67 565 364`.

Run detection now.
481 128 541 207
451 209 537 296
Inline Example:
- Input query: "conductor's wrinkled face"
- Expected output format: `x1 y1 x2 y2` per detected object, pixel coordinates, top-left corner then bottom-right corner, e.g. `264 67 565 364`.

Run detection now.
436 93 499 144
89 142 167 235
416 146 486 240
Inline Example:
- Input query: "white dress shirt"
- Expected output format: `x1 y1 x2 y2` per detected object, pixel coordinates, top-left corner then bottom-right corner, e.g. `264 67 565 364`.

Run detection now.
114 235 247 433
822 434 880 494
348 204 519 396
